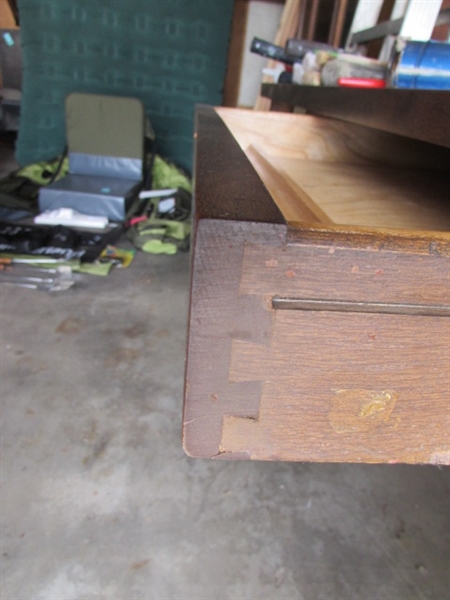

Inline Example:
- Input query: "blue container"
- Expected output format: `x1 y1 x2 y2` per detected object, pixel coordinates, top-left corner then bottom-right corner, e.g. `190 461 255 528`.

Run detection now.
394 41 450 90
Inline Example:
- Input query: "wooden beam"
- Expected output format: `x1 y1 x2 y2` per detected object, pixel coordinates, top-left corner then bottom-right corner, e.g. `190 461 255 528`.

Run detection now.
223 0 249 107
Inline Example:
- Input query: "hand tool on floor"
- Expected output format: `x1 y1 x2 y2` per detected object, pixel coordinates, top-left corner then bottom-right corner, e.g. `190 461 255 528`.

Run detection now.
0 264 74 291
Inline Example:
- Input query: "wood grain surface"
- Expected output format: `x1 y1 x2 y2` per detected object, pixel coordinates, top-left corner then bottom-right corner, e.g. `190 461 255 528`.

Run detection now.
224 309 449 463
184 106 450 464
266 154 450 231
184 221 450 463
216 107 450 233
245 146 333 225
216 106 450 170
216 107 367 163
239 241 450 306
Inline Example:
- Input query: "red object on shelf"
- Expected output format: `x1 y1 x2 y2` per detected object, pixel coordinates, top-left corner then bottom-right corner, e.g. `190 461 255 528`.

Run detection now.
338 78 387 89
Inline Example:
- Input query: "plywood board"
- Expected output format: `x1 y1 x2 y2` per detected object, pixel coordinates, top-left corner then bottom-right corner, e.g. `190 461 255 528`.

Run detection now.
266 153 450 231
216 107 368 163
215 107 450 233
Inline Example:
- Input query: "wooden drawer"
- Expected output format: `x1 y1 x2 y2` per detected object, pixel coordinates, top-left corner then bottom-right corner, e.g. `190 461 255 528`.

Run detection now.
183 104 450 464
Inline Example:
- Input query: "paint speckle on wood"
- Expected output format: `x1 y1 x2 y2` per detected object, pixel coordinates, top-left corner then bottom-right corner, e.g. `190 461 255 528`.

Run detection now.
265 259 278 267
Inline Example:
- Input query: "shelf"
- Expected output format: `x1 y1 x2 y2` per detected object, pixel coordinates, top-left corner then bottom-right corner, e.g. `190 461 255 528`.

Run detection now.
261 84 450 148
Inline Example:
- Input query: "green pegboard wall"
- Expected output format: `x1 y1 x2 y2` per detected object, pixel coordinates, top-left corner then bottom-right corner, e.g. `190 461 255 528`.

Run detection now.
16 0 234 173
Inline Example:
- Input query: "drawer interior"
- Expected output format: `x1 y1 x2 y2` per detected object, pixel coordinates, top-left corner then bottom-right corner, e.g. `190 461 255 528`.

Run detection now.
216 107 450 233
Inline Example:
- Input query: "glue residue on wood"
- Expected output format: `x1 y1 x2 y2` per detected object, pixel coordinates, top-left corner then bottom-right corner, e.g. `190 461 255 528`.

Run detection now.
329 389 398 434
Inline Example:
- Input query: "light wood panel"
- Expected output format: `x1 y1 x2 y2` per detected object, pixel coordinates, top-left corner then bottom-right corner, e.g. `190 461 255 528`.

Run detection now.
0 0 18 28
217 107 368 163
245 145 332 224
216 107 450 233
266 153 450 231
216 106 450 169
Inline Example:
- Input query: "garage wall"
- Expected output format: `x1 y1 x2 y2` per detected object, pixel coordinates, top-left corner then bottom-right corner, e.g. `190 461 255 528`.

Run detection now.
16 0 234 173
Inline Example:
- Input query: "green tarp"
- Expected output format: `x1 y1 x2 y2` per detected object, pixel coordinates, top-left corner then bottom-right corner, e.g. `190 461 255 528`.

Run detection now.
16 0 234 173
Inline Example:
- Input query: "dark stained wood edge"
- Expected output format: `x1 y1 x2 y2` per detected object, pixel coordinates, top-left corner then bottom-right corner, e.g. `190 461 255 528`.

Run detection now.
183 219 285 459
193 105 285 226
261 85 450 148
184 108 283 457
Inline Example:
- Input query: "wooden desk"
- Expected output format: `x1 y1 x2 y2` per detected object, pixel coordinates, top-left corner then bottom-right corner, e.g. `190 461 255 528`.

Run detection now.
183 98 450 464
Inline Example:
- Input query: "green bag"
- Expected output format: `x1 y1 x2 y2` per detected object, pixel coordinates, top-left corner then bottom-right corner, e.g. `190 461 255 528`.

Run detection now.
0 155 68 218
127 188 191 255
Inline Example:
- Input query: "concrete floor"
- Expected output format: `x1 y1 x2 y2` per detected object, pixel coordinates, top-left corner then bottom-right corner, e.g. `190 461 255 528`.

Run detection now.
1 145 449 599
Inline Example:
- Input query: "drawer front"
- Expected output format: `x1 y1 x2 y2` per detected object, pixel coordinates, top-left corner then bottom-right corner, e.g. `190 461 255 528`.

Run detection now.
183 219 450 463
